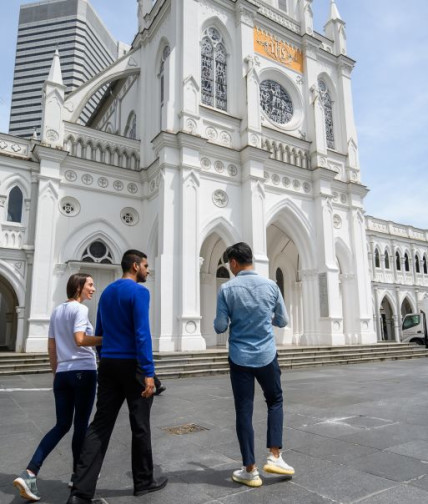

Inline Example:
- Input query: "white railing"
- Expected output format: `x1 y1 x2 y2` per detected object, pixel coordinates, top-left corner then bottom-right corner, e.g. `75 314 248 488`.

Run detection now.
63 123 140 170
261 137 310 169
1 222 25 249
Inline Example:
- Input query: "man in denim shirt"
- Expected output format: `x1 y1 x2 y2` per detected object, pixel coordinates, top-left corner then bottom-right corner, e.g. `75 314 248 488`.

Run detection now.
214 242 294 487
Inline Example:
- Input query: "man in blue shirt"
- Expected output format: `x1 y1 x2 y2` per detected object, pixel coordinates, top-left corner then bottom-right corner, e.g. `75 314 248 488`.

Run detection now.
214 242 294 487
67 250 167 504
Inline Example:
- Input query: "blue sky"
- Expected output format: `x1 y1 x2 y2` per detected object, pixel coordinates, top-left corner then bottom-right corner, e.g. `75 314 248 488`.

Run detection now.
0 0 427 229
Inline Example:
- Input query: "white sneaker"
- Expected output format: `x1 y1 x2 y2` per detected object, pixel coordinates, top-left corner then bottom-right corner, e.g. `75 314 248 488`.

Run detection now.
232 467 263 487
263 453 295 475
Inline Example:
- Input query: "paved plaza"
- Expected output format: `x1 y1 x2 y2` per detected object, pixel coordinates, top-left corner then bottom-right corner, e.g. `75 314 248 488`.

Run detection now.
1 359 428 504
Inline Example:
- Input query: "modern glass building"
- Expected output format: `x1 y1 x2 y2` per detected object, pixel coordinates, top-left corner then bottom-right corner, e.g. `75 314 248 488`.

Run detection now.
9 0 128 138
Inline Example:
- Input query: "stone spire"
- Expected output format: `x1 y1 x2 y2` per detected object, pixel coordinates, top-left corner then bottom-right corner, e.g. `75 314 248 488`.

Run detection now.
46 48 64 86
324 0 346 55
329 0 342 21
41 49 66 148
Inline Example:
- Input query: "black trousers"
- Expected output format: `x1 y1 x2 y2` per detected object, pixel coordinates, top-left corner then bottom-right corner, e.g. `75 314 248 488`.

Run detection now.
71 358 154 499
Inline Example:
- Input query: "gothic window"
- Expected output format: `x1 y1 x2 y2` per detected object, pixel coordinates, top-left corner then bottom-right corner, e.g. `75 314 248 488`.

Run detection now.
124 112 137 139
216 266 230 279
384 250 390 269
81 240 113 264
415 255 420 274
404 253 410 272
395 251 401 271
7 186 23 223
276 268 285 298
159 45 170 128
318 79 335 149
374 249 380 268
201 28 227 111
423 255 427 274
260 80 293 125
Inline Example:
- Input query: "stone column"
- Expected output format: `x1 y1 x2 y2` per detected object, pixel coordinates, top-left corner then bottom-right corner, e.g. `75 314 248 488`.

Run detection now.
240 146 269 277
177 146 205 350
26 147 67 352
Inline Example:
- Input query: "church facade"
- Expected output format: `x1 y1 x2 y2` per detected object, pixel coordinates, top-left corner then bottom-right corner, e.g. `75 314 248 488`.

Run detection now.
1 0 427 353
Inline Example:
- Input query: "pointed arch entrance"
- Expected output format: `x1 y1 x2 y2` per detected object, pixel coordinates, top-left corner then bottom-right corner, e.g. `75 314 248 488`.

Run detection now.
199 231 232 347
380 296 395 341
266 200 317 345
401 297 414 318
0 275 18 351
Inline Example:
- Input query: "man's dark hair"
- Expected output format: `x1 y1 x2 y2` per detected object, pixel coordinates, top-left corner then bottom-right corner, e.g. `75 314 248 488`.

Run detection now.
66 273 91 299
121 249 147 273
225 242 253 265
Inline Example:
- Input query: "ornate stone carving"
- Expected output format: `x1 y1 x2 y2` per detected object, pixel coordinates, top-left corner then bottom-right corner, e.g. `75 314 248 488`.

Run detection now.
185 118 197 134
212 189 228 208
303 182 311 193
214 161 224 173
282 177 290 187
113 180 124 191
81 174 93 185
206 127 218 140
64 170 77 182
46 129 59 142
220 131 232 146
333 214 342 229
201 157 211 170
227 164 238 177
98 177 109 188
272 174 280 185
185 320 197 334
250 134 259 147
127 182 138 194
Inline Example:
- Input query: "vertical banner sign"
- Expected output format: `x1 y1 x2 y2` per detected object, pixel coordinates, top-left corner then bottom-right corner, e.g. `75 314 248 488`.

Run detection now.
254 27 303 74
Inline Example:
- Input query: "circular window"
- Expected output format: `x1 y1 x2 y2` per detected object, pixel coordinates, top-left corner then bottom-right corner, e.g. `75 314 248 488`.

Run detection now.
59 197 80 217
260 80 293 125
120 207 139 226
81 240 113 264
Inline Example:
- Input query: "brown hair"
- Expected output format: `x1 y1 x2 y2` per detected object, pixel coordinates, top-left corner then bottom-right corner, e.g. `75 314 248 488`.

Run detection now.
66 273 92 300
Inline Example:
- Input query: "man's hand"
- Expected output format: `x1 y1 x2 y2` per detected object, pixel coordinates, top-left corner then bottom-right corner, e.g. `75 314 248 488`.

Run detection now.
142 376 155 398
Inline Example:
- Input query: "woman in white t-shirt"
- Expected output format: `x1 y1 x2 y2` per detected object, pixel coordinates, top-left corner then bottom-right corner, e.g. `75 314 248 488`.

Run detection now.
13 273 102 502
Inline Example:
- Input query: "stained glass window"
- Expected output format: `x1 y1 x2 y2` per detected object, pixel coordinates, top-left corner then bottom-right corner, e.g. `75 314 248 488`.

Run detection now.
318 79 335 149
260 80 293 125
201 28 227 111
82 240 113 264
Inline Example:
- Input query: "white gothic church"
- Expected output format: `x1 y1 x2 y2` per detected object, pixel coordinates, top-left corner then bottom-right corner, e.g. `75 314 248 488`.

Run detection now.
1 0 427 353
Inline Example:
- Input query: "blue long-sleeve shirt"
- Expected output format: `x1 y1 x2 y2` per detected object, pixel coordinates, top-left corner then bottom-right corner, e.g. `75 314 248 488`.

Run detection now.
95 278 154 377
214 270 288 367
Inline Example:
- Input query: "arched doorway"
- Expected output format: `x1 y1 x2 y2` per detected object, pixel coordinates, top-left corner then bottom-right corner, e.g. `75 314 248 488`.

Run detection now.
401 297 414 318
266 224 302 345
0 275 18 351
380 296 395 341
200 232 231 347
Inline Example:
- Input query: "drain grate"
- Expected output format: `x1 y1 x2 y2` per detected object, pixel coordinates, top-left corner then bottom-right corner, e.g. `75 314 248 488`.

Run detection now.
162 423 209 435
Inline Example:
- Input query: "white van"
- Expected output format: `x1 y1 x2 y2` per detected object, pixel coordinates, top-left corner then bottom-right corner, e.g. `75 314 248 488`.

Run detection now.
402 311 428 347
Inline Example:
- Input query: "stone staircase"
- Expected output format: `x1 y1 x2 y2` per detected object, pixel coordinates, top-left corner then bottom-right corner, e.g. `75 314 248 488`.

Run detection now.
1 343 428 377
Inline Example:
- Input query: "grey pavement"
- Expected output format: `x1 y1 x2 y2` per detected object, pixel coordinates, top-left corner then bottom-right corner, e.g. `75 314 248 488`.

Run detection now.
1 359 428 504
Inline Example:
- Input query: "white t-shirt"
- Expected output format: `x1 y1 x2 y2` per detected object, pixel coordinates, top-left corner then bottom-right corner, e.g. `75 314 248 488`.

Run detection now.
48 301 97 372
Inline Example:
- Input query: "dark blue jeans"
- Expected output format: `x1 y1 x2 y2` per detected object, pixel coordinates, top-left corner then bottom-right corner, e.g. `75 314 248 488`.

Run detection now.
28 370 97 475
229 355 283 466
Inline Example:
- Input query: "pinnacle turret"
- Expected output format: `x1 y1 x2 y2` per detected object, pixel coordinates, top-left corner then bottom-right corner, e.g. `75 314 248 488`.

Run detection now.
47 49 64 86
329 0 342 21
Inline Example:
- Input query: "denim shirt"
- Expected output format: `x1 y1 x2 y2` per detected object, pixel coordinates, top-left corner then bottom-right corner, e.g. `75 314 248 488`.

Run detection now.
214 270 288 368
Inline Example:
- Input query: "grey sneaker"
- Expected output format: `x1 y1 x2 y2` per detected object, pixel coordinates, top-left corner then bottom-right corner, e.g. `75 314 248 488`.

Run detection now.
13 471 41 501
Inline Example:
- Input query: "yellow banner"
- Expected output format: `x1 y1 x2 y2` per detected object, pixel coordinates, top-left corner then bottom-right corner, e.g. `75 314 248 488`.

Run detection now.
254 28 303 74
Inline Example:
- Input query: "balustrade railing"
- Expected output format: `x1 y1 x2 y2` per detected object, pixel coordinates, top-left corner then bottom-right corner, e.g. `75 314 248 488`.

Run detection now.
261 137 310 169
63 123 140 170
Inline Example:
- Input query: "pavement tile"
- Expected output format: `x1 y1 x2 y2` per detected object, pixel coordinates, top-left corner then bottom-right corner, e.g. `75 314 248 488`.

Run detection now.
386 440 428 461
292 435 378 464
356 483 428 503
343 450 428 482
337 422 428 450
291 463 397 503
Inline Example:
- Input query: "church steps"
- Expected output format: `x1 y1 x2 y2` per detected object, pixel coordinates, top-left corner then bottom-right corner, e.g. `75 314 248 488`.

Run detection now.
0 344 427 376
